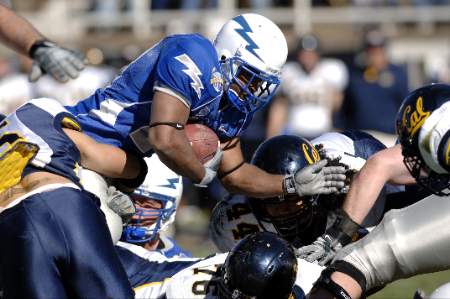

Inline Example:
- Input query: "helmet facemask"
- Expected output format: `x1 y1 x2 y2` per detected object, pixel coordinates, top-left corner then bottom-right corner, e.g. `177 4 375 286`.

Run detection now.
402 146 450 196
122 193 177 243
249 195 316 244
220 56 280 114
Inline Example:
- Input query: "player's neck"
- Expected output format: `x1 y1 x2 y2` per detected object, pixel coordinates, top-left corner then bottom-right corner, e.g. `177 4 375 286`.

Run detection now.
143 237 160 251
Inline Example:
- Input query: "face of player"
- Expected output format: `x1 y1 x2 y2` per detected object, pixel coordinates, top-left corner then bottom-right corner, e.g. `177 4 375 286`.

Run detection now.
264 197 309 218
130 195 163 227
298 50 320 73
229 66 264 103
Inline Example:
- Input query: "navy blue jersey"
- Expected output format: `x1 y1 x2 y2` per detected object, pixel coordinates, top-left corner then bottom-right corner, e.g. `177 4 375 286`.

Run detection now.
0 186 133 299
67 34 251 157
0 98 81 185
115 242 199 290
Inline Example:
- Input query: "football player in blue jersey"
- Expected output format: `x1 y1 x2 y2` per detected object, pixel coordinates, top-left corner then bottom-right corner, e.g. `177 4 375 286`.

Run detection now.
67 13 347 202
0 98 146 298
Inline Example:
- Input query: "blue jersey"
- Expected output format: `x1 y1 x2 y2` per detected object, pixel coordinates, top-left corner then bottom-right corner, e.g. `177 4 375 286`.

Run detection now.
0 98 81 185
67 34 251 157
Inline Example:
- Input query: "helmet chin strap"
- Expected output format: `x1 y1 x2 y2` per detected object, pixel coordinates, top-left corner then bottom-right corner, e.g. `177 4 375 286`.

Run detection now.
419 101 450 174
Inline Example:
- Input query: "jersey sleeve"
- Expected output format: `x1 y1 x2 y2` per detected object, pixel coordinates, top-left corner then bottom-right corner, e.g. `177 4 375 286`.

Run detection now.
154 37 214 108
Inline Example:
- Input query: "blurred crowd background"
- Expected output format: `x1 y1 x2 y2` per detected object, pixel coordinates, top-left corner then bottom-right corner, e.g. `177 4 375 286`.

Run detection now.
2 0 450 259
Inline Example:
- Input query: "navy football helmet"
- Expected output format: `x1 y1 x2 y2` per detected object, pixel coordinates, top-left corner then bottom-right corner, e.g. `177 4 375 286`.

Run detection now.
396 83 450 195
218 231 297 299
248 135 322 244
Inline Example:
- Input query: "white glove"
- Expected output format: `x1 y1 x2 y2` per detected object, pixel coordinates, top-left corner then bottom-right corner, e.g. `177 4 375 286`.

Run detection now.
296 234 344 266
195 144 223 188
105 186 136 224
283 159 347 197
296 209 362 266
29 40 85 82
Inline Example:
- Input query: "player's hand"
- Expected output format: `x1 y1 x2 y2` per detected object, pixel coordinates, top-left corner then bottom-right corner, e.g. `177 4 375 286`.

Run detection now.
29 40 86 83
285 159 347 197
296 234 344 266
195 143 223 188
106 186 136 224
296 209 362 266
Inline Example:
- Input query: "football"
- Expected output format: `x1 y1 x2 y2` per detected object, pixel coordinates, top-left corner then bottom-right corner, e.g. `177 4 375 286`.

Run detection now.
185 124 219 164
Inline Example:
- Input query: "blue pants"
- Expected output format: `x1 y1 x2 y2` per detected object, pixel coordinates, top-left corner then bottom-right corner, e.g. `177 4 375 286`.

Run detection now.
0 187 134 299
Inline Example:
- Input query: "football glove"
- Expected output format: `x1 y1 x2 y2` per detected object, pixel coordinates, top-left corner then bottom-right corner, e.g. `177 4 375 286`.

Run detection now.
296 209 363 266
283 159 347 197
106 186 136 224
29 40 85 82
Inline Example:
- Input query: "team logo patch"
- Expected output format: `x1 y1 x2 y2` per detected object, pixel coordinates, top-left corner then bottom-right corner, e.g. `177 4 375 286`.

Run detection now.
210 68 223 93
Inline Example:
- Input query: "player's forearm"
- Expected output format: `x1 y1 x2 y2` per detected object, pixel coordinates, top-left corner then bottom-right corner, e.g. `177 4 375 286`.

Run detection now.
343 146 406 224
64 128 141 179
0 5 44 55
342 163 388 225
221 163 284 198
83 143 142 179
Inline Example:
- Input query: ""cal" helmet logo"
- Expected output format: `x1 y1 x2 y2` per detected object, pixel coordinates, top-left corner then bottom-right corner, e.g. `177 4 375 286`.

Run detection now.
401 96 430 138
302 143 320 165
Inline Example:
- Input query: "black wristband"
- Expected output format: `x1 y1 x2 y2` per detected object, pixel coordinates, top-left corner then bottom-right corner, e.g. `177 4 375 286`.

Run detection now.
312 267 353 299
116 158 148 190
148 122 185 130
327 209 363 246
28 40 55 58
332 260 367 294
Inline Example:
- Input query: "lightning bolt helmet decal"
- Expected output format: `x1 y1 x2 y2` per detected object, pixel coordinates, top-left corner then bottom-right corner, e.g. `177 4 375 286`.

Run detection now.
233 15 263 61
160 177 180 189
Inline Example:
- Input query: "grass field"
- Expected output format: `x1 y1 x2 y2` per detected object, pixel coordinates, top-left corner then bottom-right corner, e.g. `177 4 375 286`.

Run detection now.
369 270 450 298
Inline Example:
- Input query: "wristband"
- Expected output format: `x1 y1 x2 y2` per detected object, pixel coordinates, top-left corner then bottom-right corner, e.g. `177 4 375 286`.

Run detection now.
115 158 148 190
331 261 367 294
28 40 55 58
282 175 296 196
148 122 185 130
328 209 363 245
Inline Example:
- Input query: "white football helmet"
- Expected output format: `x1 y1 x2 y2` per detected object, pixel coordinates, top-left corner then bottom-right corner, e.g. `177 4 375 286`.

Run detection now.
122 154 183 243
429 283 450 299
214 13 288 114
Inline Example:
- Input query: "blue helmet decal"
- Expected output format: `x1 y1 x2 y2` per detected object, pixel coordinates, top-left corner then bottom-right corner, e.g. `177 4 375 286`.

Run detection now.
160 177 180 189
233 15 262 61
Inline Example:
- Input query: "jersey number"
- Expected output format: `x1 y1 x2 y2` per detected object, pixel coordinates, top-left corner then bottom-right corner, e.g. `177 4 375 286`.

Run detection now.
191 267 220 295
